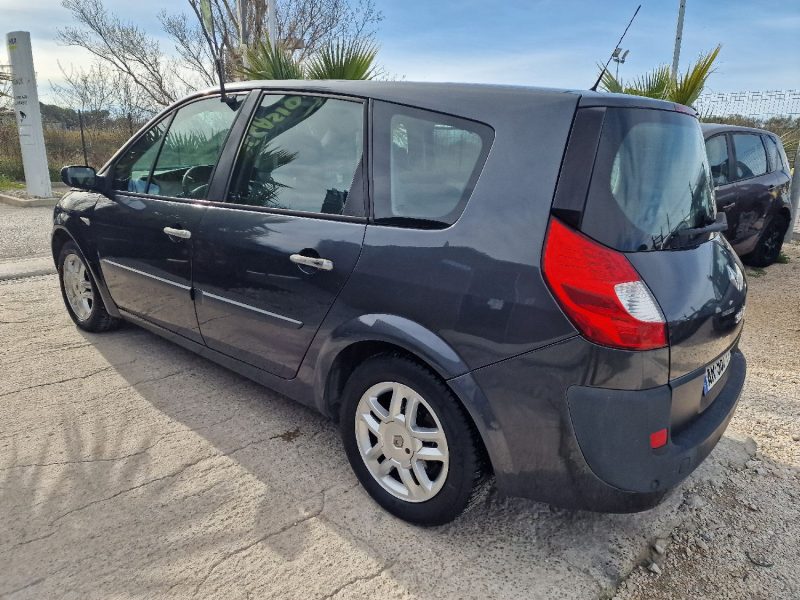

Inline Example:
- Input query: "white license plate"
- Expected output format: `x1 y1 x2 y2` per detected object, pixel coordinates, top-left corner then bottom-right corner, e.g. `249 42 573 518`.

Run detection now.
703 351 731 394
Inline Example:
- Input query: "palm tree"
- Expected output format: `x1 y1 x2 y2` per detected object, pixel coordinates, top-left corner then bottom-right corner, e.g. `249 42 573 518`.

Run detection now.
599 45 721 107
240 38 379 81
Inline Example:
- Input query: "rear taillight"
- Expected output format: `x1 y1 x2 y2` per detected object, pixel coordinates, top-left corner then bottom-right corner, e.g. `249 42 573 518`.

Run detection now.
542 217 667 351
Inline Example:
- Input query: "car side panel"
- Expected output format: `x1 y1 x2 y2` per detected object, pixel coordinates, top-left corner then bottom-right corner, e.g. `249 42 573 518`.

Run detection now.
338 92 581 372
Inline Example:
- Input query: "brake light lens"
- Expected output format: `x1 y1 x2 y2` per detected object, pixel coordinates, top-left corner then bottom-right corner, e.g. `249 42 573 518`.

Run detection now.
542 218 667 350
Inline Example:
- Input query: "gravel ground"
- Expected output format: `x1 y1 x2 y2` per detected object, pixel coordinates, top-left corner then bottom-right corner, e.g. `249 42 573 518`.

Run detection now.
616 241 800 600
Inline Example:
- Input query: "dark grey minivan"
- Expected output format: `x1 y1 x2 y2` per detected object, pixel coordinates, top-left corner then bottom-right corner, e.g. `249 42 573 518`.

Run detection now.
702 123 792 266
54 81 747 525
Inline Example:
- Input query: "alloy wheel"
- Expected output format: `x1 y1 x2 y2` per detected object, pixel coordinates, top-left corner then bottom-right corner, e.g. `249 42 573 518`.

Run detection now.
62 253 94 321
354 381 449 503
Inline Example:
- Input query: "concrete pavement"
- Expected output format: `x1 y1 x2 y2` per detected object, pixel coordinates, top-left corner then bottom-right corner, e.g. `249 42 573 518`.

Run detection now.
0 203 53 261
0 274 756 600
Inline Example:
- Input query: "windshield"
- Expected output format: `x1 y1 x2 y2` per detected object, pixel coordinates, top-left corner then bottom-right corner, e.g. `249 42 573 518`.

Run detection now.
581 108 715 251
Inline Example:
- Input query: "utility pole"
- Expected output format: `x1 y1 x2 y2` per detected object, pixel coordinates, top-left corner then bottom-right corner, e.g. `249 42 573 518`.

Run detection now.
238 0 249 68
671 0 687 81
267 0 277 50
6 31 51 198
787 143 800 244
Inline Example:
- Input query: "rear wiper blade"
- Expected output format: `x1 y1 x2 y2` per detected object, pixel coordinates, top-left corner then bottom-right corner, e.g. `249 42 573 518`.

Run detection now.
675 212 727 237
662 212 727 248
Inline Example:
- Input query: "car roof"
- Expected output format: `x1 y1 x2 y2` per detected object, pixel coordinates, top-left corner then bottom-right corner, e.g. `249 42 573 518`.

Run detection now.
701 122 775 137
192 80 680 120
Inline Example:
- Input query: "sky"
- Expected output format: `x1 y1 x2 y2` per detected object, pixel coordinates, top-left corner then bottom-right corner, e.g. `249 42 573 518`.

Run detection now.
1 0 799 104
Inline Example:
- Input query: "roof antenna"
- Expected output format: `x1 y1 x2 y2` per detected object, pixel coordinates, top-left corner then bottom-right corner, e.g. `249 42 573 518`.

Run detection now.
193 0 232 105
591 4 641 92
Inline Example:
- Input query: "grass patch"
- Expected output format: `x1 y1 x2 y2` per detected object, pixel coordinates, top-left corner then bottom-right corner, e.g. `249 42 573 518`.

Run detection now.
0 174 24 190
776 252 790 264
746 267 767 278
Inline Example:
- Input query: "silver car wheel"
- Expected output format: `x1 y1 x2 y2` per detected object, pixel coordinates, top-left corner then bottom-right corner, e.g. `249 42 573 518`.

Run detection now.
355 381 449 503
62 253 94 322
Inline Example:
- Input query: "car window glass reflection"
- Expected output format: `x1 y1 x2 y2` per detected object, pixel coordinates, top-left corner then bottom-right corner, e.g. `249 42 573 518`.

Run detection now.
149 96 245 199
228 95 364 215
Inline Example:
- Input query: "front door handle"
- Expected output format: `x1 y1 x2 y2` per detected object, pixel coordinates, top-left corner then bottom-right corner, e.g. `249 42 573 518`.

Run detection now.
163 226 192 240
290 254 333 271
721 202 736 211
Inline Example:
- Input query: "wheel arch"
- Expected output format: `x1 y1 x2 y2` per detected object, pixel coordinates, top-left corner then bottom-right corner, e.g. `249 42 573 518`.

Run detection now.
314 315 499 474
51 223 121 318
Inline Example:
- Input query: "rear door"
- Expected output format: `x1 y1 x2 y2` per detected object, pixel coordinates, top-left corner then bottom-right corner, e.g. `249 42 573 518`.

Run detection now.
762 133 793 214
93 94 246 342
192 93 367 378
730 132 771 250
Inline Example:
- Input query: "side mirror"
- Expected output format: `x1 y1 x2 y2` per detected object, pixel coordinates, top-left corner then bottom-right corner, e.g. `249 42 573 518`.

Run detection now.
61 165 97 190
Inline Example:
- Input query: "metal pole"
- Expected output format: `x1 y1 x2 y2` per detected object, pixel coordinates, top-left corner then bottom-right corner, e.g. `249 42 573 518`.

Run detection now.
267 0 277 49
671 0 686 81
6 31 51 197
77 109 88 166
786 143 800 243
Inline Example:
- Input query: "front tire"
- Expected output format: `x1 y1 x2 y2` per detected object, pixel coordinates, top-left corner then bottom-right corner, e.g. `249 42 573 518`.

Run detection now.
744 214 787 267
58 241 120 333
340 355 486 526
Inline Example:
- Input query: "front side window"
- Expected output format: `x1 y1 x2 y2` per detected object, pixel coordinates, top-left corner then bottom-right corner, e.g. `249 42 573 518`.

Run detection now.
705 134 730 186
373 102 492 226
150 96 245 199
763 135 784 173
228 94 364 216
732 133 767 180
112 120 168 193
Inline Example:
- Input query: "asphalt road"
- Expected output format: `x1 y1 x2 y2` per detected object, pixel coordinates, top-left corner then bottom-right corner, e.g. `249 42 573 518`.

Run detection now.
0 273 754 600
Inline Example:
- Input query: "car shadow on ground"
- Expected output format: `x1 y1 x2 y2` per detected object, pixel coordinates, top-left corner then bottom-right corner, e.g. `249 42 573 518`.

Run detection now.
0 309 764 599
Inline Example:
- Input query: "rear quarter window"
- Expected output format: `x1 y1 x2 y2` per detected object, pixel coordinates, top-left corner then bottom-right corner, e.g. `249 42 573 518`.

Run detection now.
763 135 785 172
372 102 493 227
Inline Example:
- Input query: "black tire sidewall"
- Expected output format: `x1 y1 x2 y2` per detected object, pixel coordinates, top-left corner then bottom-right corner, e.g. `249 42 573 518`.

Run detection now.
340 356 479 526
58 241 105 330
748 216 786 267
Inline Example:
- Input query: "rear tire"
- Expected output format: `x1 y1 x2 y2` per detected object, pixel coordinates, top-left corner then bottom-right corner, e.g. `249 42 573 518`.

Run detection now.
340 355 487 526
743 215 787 267
58 241 121 333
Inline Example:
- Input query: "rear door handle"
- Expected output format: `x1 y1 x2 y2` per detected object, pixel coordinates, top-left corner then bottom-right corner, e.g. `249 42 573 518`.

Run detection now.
290 254 333 271
721 203 736 210
163 226 192 240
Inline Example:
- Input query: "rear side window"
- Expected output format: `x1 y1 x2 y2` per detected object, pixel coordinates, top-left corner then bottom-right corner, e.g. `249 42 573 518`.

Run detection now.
228 94 365 216
581 108 715 251
705 134 731 186
373 102 493 227
763 135 784 172
732 133 767 180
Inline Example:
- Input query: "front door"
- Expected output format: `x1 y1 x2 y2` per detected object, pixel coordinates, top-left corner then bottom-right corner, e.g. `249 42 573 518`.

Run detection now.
192 93 367 378
705 133 739 242
94 95 246 342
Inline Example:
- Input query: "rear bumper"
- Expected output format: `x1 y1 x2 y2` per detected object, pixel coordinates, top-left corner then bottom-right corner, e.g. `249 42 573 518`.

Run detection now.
568 350 746 495
451 337 745 512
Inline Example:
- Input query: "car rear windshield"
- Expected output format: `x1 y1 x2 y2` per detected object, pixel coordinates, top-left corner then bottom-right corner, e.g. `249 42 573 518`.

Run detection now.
580 108 715 252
